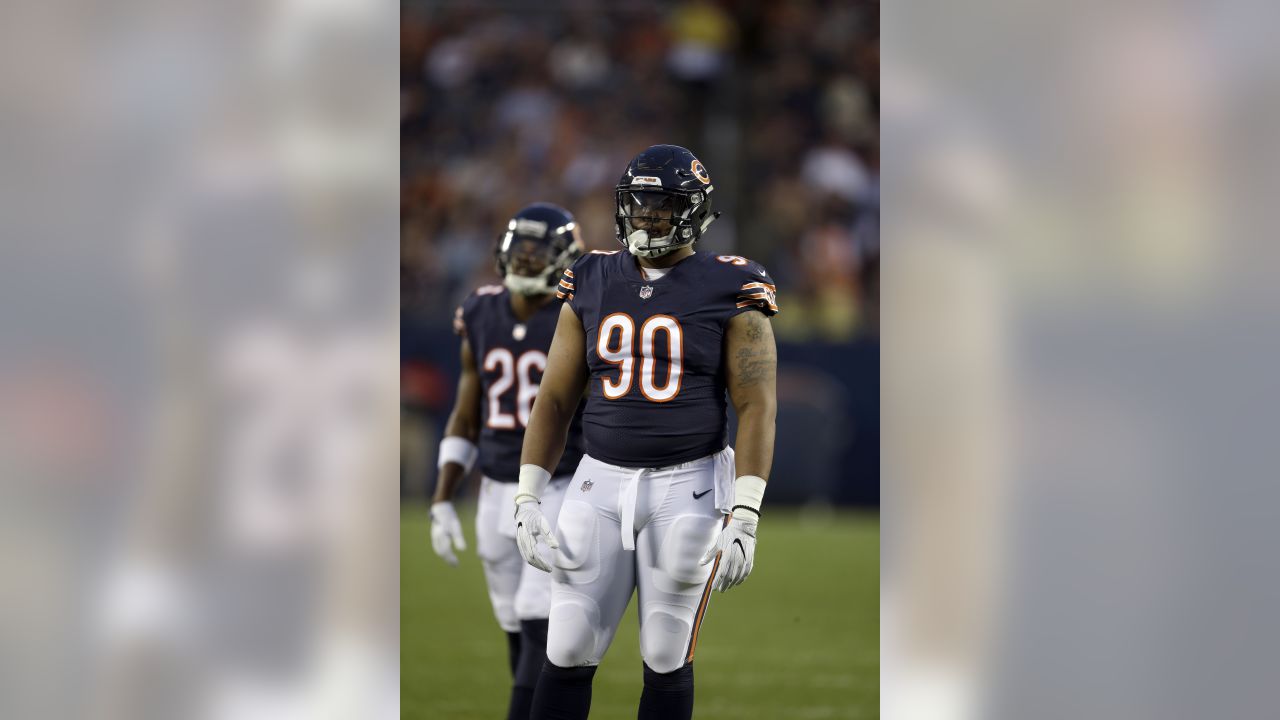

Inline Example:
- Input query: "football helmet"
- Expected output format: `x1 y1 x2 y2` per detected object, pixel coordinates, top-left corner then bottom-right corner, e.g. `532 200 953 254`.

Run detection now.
615 144 720 258
495 203 584 295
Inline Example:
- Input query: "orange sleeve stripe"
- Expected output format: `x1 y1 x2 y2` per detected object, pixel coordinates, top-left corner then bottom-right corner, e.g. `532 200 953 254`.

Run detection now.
740 282 777 292
559 280 574 290
563 269 574 278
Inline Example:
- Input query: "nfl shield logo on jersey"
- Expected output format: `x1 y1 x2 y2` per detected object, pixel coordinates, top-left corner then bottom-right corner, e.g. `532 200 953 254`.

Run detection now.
639 285 653 299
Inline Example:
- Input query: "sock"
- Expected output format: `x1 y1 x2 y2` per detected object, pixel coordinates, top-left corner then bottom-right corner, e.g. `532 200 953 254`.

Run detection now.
529 661 597 720
507 687 535 720
506 631 522 677
637 662 694 720
507 620 549 720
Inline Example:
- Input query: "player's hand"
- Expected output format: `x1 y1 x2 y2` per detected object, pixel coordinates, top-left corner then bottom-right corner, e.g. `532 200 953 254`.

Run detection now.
430 501 467 566
700 510 758 592
514 500 559 573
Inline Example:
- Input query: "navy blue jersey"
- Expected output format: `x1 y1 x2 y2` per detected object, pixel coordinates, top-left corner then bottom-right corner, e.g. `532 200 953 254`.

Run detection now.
556 251 779 468
455 286 585 481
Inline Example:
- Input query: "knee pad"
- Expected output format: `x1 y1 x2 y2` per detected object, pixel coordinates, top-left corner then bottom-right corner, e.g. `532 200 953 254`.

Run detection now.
652 515 719 595
546 597 601 667
643 661 693 692
639 607 693 674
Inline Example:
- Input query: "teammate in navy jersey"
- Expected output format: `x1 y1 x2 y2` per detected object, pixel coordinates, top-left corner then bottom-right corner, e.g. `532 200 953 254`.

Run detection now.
430 203 586 720
512 145 779 720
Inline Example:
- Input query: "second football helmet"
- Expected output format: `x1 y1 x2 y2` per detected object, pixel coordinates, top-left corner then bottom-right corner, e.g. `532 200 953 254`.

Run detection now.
615 144 720 258
496 203 584 296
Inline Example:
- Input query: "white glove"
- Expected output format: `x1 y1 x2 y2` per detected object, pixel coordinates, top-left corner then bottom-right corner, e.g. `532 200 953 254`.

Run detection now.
515 500 559 572
429 501 466 566
700 509 758 592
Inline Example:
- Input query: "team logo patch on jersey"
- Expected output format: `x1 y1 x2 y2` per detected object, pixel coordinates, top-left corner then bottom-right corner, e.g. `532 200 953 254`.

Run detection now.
512 323 526 341
639 285 654 299
580 480 594 492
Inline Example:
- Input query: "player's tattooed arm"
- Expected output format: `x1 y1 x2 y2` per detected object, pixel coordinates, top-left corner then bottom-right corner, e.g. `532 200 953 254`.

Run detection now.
521 303 590 473
732 311 775 388
435 337 482 503
725 310 777 481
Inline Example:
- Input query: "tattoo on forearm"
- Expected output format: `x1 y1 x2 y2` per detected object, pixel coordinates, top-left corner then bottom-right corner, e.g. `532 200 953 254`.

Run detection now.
734 346 774 388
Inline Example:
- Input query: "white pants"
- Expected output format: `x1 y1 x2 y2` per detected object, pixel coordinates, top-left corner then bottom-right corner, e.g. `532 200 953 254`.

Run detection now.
476 475 570 632
546 448 736 674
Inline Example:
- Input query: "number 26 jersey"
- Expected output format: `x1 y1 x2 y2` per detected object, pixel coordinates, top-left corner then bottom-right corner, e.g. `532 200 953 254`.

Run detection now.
557 250 779 469
455 286 585 482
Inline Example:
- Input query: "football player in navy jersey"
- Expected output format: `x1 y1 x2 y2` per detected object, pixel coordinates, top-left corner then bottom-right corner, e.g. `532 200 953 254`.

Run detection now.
430 202 586 720
513 145 779 720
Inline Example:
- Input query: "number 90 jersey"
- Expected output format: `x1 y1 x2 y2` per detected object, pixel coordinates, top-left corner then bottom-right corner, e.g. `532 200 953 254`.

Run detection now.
455 286 585 482
557 251 779 468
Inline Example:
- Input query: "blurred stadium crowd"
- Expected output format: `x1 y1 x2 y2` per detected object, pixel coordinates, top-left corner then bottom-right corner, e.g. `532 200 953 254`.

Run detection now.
400 0 881 507
401 0 879 341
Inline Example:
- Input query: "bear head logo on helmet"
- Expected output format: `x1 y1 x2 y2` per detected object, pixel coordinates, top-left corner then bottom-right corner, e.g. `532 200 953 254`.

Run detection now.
495 202 584 296
615 145 721 259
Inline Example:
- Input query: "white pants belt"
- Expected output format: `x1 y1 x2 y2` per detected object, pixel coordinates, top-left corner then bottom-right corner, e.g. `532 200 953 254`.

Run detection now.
619 468 645 551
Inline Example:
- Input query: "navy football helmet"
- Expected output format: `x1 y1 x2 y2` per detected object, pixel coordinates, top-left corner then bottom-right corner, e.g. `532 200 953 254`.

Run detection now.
495 203 584 296
615 144 720 258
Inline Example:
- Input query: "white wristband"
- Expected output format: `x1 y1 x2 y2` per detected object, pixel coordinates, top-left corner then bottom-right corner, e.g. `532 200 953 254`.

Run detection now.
515 464 551 505
437 436 479 473
732 475 767 518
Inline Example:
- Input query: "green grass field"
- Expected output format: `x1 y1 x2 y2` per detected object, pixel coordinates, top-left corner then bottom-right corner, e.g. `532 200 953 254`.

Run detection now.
402 505 879 719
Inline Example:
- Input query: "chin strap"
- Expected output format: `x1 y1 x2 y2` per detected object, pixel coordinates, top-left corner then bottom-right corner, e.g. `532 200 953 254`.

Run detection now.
627 229 687 259
701 211 722 234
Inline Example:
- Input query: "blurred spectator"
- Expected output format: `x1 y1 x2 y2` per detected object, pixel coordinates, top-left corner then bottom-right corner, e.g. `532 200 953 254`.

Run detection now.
401 0 879 342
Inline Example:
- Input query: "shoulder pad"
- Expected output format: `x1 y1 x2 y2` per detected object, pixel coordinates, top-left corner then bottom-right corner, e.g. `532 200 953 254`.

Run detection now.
557 251 615 301
713 255 779 315
456 284 507 336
